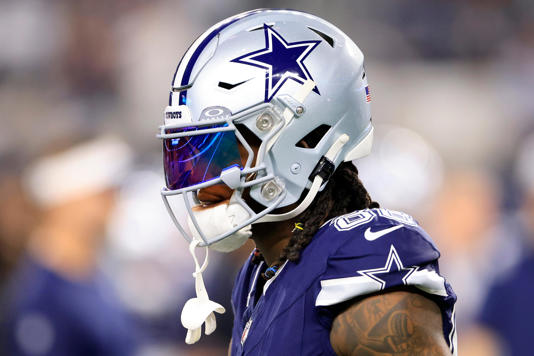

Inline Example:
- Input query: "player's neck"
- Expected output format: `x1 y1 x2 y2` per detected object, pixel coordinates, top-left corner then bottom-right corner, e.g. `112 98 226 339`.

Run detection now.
251 221 294 265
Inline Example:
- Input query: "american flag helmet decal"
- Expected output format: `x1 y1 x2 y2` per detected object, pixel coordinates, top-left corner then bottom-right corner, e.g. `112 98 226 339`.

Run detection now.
365 86 371 102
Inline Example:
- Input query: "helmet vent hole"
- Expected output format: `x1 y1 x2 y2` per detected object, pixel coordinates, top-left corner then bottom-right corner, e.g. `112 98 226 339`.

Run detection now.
307 27 334 47
248 23 275 32
296 124 331 149
218 80 248 90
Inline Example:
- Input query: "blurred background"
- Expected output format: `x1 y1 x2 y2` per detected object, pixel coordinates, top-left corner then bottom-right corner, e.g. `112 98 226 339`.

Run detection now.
1 0 533 355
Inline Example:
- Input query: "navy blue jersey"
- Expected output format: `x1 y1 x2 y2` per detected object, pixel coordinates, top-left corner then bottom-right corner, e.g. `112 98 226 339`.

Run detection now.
231 208 457 355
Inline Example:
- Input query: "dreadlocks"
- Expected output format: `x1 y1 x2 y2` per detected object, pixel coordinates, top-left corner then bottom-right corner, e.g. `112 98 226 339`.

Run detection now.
254 161 379 278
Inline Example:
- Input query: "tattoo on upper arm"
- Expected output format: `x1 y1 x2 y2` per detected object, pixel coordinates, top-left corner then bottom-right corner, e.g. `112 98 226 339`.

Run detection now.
330 291 451 356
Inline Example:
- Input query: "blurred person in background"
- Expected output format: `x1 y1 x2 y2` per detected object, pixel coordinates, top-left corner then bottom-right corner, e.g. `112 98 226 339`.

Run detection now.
462 132 534 356
0 152 36 288
2 134 138 356
426 169 505 329
0 152 37 353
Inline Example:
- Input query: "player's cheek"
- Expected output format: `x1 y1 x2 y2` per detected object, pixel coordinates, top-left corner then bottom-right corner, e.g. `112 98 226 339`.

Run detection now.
197 184 234 202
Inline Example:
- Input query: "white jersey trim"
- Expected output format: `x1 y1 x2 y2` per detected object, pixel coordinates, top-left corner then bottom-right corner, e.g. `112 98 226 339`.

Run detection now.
315 268 448 307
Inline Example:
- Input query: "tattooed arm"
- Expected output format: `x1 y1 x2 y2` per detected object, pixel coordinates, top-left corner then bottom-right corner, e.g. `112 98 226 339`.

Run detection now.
330 290 451 356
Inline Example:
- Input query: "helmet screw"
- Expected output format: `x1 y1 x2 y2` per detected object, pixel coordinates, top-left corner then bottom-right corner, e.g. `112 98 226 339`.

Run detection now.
296 106 304 115
261 180 281 201
256 112 273 131
290 163 301 174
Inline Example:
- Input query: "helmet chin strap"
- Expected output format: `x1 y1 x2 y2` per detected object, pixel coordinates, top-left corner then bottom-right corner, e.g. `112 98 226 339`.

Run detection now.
180 240 226 344
255 134 349 223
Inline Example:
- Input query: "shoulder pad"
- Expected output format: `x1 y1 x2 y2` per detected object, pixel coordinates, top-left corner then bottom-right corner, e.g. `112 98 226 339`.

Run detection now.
315 208 445 306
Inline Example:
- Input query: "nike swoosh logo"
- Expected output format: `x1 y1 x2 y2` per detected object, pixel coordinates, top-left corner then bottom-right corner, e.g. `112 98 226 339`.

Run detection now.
364 225 403 241
218 79 249 90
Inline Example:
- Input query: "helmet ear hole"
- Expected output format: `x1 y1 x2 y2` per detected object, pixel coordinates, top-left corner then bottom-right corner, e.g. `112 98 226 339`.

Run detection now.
295 124 331 149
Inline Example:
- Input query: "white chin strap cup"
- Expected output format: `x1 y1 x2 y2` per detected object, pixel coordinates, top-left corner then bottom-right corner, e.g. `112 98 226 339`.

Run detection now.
180 240 225 344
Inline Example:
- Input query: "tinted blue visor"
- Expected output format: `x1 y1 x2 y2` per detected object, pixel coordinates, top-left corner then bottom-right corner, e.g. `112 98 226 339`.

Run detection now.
163 124 243 190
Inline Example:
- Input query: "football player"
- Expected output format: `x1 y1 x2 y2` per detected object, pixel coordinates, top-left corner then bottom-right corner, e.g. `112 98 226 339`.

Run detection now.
157 9 457 355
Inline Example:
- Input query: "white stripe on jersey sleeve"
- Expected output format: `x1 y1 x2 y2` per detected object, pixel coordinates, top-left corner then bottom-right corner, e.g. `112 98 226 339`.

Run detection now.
315 268 448 307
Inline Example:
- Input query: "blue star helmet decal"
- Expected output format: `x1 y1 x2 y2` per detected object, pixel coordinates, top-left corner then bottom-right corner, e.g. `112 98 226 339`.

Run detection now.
358 245 418 290
231 23 322 102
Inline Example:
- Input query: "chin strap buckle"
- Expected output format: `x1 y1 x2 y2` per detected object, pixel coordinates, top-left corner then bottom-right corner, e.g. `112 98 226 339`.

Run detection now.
309 156 335 183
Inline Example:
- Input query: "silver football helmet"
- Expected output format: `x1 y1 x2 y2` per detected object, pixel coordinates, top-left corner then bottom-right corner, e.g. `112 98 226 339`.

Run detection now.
158 9 373 251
